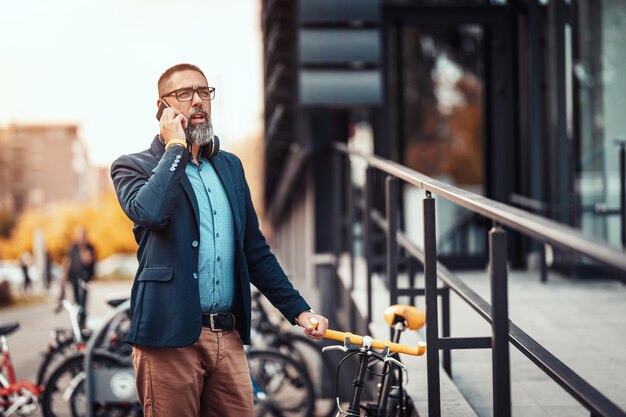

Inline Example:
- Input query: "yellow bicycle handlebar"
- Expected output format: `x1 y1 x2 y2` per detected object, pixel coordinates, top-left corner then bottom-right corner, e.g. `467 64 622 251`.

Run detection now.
322 329 427 356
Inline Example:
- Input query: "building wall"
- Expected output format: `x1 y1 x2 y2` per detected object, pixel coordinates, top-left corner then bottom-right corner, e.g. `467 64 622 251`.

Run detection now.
0 123 97 217
272 172 315 289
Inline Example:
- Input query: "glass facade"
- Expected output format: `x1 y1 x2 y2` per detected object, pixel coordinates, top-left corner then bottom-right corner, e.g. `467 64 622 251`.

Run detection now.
390 23 488 259
576 0 626 248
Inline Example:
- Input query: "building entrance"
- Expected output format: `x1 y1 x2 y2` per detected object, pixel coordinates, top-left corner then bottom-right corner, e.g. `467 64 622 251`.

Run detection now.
384 5 516 268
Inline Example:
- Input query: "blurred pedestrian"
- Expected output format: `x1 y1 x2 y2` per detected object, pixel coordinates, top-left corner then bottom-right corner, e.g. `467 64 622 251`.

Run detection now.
44 251 53 291
19 251 32 294
58 226 96 329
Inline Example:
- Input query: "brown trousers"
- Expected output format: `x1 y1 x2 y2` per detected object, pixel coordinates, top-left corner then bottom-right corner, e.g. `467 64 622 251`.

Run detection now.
132 328 254 417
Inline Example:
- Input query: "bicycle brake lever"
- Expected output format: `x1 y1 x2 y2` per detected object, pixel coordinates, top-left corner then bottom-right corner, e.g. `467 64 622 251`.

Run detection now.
384 356 406 370
322 345 347 353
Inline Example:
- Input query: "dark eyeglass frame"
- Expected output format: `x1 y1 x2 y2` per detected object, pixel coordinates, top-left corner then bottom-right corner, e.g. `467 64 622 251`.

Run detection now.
161 86 216 102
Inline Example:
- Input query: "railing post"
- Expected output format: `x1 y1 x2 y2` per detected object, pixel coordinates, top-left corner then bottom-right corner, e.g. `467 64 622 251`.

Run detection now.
441 287 451 377
344 156 357 331
490 223 511 417
408 258 417 307
539 241 548 283
332 150 343 259
345 155 355 292
424 191 441 417
363 167 375 325
386 177 399 310
618 140 626 248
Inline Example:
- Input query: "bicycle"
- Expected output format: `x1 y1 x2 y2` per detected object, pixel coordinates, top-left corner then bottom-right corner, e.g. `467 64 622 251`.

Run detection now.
251 291 337 417
37 298 131 387
0 322 44 416
40 349 140 417
40 297 135 417
318 304 426 417
37 300 90 386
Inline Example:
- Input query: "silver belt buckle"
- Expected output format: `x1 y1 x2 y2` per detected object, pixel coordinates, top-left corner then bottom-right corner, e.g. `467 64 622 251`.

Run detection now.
210 314 223 332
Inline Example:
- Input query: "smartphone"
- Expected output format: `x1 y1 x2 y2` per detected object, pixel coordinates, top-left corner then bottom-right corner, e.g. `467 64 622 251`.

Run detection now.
156 99 170 121
157 100 190 145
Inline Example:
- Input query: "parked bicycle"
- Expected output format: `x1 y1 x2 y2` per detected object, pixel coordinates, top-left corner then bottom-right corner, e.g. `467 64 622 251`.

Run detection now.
0 322 44 416
37 300 90 386
37 298 131 388
40 349 139 417
252 291 337 417
319 304 426 417
37 297 134 417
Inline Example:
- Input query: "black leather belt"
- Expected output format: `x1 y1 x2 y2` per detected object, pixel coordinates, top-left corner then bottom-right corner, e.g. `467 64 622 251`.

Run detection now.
202 313 235 332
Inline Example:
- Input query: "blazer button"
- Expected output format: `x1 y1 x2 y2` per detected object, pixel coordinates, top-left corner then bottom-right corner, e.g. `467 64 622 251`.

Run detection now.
192 273 198 279
192 240 199 247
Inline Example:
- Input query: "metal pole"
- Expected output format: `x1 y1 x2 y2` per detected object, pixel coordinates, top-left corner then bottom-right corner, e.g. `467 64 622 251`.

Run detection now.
424 191 441 417
490 223 511 417
363 167 375 325
345 156 356 290
387 177 399 307
618 141 626 248
441 287 451 377
408 258 416 307
540 242 548 283
333 150 343 259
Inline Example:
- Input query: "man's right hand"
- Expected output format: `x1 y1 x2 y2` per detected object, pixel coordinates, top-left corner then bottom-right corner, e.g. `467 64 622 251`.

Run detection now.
160 107 188 143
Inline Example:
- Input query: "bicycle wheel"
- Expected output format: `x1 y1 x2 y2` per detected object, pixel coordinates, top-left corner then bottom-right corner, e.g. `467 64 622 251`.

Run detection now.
0 373 10 414
37 339 84 386
41 351 140 417
247 349 315 417
272 334 338 417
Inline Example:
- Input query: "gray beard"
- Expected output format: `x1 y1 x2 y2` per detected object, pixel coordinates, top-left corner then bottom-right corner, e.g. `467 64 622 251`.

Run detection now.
186 119 215 146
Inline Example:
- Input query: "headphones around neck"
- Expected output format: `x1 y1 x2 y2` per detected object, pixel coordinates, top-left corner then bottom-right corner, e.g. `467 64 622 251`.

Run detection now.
200 135 220 159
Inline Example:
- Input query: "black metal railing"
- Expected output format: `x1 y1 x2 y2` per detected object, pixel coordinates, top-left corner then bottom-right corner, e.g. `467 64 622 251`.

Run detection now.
332 142 626 417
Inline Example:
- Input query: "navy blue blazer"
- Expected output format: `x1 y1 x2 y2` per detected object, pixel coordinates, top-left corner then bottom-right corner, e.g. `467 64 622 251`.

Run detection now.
110 136 310 347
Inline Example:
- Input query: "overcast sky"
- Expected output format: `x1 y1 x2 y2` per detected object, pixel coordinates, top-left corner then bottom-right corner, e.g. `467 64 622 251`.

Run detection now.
0 0 263 166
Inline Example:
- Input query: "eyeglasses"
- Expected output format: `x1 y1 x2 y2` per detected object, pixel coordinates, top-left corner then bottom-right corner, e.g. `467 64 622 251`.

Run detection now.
161 86 216 102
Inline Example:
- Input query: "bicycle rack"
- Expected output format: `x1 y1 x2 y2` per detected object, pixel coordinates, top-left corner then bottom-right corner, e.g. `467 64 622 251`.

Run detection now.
84 299 138 417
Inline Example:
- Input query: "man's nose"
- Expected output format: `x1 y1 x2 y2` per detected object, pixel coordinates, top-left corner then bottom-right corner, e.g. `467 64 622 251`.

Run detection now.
191 91 203 107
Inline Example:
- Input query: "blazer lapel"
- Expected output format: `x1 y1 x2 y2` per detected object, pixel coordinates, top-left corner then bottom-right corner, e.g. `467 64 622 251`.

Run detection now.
210 154 242 238
181 168 201 228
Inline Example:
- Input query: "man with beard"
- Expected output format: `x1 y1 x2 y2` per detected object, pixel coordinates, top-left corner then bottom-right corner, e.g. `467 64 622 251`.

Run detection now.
110 63 328 417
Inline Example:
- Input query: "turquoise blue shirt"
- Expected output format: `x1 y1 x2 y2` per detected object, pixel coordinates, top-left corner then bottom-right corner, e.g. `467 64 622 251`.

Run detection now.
185 157 236 313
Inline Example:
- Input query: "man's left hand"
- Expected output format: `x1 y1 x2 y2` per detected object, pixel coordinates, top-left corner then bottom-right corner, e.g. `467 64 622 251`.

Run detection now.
296 311 328 340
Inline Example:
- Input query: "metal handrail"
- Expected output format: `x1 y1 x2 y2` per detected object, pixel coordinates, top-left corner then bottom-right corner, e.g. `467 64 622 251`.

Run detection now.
335 142 626 272
333 142 626 417
370 207 626 417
